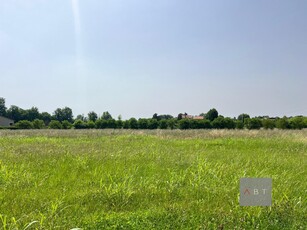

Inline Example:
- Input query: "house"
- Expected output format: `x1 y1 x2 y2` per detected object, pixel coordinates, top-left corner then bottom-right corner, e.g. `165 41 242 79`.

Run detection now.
193 116 204 120
0 116 14 127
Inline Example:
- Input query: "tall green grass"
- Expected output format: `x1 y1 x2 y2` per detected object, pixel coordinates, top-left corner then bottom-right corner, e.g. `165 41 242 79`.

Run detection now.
0 130 306 229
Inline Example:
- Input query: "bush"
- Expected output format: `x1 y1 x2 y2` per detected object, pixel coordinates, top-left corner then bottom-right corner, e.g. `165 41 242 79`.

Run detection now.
289 117 304 130
95 119 108 129
262 119 275 129
159 120 168 129
87 121 95 129
179 119 190 129
15 120 33 129
245 118 262 130
128 118 138 129
32 119 45 129
236 121 244 129
73 120 87 129
167 119 177 129
276 117 290 129
62 120 73 129
138 119 149 129
49 120 63 129
148 119 159 129
107 119 117 129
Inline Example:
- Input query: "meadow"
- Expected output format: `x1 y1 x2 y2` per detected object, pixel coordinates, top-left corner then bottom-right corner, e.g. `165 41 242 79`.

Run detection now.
0 129 306 229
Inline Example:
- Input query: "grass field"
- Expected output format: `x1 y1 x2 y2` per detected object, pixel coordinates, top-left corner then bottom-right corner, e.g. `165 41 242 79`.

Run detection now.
0 129 306 229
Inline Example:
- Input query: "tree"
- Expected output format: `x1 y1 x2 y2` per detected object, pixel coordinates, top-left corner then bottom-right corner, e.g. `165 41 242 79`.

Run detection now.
138 118 149 129
54 107 73 122
15 120 33 129
276 117 290 129
62 120 73 129
167 119 176 129
25 107 40 121
237 114 250 122
289 116 304 129
107 119 117 129
87 121 95 129
6 105 24 122
116 119 123 129
95 119 108 129
88 111 98 122
32 119 45 129
159 119 168 129
49 120 63 129
148 119 159 129
76 114 87 122
212 116 226 129
245 118 262 130
128 118 138 129
73 120 87 129
179 119 190 129
262 119 275 129
198 119 211 129
101 111 112 120
41 112 52 125
0 97 7 116
152 113 159 120
205 108 218 121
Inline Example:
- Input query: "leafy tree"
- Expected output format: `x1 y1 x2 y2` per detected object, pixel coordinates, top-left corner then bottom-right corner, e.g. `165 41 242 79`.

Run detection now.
245 118 262 130
128 118 138 129
276 117 290 129
32 119 45 129
54 107 73 122
224 117 236 129
138 119 149 129
15 120 33 129
107 119 117 129
76 114 87 122
198 119 212 129
101 111 112 120
167 119 176 129
24 107 40 121
6 105 24 122
179 119 190 129
148 119 159 129
41 112 52 125
88 111 98 122
152 113 159 120
158 114 173 120
262 119 275 129
123 120 130 129
237 113 250 122
205 108 218 121
95 119 108 129
73 120 87 129
177 113 183 120
116 120 123 129
62 120 73 129
212 116 226 129
159 119 168 129
49 120 63 129
236 120 244 129
0 97 7 116
87 121 95 129
289 116 304 129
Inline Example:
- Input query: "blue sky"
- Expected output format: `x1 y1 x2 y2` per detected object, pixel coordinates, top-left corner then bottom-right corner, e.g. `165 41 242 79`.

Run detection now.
0 0 306 119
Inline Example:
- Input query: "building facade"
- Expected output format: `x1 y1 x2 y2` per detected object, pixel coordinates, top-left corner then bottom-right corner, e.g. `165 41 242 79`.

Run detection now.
0 116 14 127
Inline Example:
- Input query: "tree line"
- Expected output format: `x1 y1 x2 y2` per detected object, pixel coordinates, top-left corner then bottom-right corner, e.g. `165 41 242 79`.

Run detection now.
0 98 306 130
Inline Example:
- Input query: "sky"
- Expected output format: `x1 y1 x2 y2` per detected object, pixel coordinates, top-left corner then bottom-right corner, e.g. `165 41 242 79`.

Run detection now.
0 0 306 119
